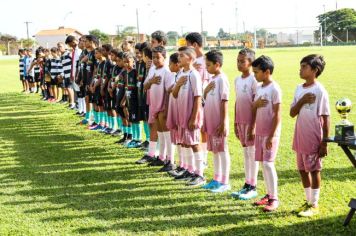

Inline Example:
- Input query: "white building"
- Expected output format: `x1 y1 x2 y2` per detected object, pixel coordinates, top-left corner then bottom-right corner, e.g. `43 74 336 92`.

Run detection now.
34 27 83 48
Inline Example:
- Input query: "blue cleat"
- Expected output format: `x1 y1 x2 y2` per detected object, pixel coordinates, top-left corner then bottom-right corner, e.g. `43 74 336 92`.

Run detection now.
211 184 231 193
202 180 219 189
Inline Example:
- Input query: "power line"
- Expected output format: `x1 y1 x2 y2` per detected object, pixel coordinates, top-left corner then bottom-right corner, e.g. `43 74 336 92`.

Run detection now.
24 21 32 40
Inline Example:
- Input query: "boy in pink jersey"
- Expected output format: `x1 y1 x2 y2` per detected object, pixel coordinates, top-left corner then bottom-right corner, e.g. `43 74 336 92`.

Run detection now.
167 53 188 177
144 46 175 170
290 54 330 217
250 56 281 212
201 50 231 193
172 46 206 187
231 48 260 200
186 32 209 167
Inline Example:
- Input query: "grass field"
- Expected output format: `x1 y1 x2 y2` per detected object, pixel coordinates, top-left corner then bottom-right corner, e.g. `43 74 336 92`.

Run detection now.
0 46 355 235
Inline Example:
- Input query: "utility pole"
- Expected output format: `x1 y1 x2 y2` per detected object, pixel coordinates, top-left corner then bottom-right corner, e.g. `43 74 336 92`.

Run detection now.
200 7 205 47
136 8 140 42
24 21 32 40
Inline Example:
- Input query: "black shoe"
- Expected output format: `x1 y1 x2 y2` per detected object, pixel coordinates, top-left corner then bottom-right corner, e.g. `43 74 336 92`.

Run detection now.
158 161 176 172
115 137 127 144
111 130 122 137
135 155 154 164
141 140 149 148
175 170 194 181
75 111 81 115
168 166 186 177
148 157 165 167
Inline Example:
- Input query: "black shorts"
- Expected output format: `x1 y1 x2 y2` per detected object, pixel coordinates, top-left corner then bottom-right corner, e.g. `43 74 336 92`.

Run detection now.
26 75 34 83
20 75 24 81
137 105 149 121
127 99 139 123
34 74 41 83
64 78 72 88
116 107 126 119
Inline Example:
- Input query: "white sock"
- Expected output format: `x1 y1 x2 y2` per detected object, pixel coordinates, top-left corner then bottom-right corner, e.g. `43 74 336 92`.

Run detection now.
311 188 320 207
177 145 182 167
164 131 174 163
262 162 270 196
263 161 278 200
181 147 188 169
243 147 250 184
247 145 258 186
187 148 195 173
304 187 312 203
213 153 221 182
82 99 87 113
219 151 231 185
157 132 166 161
77 98 82 113
201 142 208 165
147 141 157 157
194 151 204 177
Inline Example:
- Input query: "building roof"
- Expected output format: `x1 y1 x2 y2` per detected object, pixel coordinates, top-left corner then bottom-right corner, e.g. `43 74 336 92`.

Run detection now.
35 27 83 36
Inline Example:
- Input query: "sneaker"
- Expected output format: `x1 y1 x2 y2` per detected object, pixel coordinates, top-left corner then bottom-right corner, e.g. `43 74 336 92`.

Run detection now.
126 140 138 148
187 175 206 187
88 123 98 130
175 170 194 181
231 183 250 198
210 184 231 193
135 155 154 164
202 180 220 190
141 140 149 148
90 125 103 130
254 194 270 206
239 186 258 200
116 137 127 144
293 201 310 214
108 129 117 135
298 205 319 217
148 158 165 167
124 139 132 147
77 119 88 125
158 161 175 172
111 130 122 137
168 167 186 177
263 199 279 212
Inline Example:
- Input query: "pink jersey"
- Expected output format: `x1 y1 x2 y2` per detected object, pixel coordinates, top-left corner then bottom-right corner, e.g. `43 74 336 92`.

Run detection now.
194 56 210 87
145 64 155 106
166 72 180 130
146 66 174 115
203 72 230 136
292 82 330 154
235 74 258 125
176 69 203 129
254 81 282 137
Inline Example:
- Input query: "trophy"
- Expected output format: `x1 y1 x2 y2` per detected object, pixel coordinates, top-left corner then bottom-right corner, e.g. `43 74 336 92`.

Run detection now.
335 98 354 140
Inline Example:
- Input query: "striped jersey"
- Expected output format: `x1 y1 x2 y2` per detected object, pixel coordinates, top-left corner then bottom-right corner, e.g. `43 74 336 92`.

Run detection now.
19 56 25 76
50 57 62 79
60 50 72 79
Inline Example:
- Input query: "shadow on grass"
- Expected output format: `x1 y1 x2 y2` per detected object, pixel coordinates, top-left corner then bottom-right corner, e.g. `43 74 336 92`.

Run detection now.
0 93 355 234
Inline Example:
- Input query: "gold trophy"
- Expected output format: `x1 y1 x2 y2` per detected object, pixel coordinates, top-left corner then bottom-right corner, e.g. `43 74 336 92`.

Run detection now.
335 98 354 140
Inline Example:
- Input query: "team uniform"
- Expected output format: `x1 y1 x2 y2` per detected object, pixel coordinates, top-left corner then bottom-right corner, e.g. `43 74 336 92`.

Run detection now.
60 50 72 89
124 68 139 123
49 57 62 86
85 50 97 105
19 56 25 81
291 82 330 172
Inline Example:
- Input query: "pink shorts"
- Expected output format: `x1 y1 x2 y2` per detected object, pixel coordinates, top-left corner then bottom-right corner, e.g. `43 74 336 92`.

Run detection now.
207 135 228 153
236 123 254 147
296 153 322 172
148 108 157 124
255 135 280 162
178 126 201 146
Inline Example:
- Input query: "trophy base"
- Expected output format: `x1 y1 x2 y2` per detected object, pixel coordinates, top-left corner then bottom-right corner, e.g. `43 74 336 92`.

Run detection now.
335 125 355 141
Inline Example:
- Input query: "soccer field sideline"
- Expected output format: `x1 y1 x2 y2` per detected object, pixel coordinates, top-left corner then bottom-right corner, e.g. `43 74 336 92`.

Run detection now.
0 46 355 235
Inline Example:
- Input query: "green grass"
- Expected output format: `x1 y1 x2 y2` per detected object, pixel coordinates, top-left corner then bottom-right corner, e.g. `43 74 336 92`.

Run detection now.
0 46 355 235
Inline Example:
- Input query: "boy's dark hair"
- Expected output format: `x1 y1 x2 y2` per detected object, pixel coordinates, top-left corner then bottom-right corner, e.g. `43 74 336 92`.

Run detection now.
238 48 255 62
169 52 179 64
185 32 203 47
102 44 113 52
85 35 99 46
50 47 58 53
152 46 166 58
205 50 223 66
300 54 325 78
143 46 152 60
110 49 120 57
139 42 148 52
18 48 24 54
65 35 76 44
135 43 141 50
117 51 124 59
123 51 135 59
252 55 274 74
151 30 167 46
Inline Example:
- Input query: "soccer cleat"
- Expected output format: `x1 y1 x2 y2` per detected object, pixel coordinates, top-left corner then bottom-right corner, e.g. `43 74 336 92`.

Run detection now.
298 205 319 217
141 140 149 149
202 180 220 190
174 170 194 181
186 175 206 187
168 167 186 177
157 161 176 172
239 186 258 200
90 125 103 131
88 124 98 130
148 158 165 167
210 184 231 193
231 183 250 198
126 140 138 148
293 201 310 214
116 137 127 144
254 194 270 206
124 139 132 147
111 130 122 137
263 199 279 212
135 155 154 164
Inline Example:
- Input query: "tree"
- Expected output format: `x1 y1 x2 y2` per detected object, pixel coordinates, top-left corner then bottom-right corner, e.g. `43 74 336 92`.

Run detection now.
116 26 136 42
19 38 35 48
88 29 109 44
167 31 179 46
317 8 356 42
0 33 17 55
